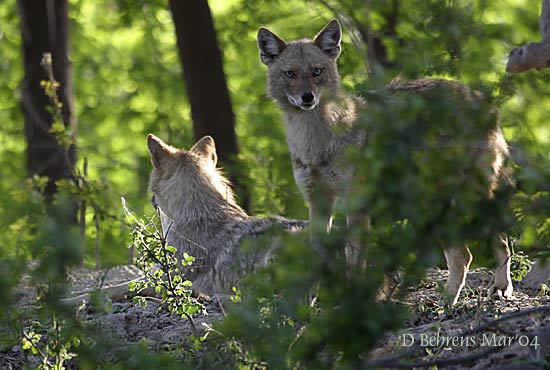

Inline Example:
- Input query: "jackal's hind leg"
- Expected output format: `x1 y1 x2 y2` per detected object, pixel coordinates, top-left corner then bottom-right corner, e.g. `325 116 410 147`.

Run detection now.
489 236 513 299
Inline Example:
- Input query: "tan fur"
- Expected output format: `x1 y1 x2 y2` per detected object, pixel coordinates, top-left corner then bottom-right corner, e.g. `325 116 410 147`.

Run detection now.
388 80 513 304
147 134 305 295
257 21 365 259
258 21 513 304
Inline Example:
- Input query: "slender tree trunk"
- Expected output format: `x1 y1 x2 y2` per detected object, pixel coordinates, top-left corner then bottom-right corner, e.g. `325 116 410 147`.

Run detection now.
18 0 76 200
168 0 248 207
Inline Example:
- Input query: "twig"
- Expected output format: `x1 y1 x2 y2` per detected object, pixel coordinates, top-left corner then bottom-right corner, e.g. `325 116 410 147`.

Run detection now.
40 52 75 174
215 294 227 318
59 277 145 305
79 158 87 267
21 328 48 360
124 200 200 338
94 207 101 270
155 208 199 338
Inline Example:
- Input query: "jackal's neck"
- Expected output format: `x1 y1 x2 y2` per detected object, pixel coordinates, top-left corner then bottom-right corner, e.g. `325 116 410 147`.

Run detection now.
181 191 247 225
163 169 248 230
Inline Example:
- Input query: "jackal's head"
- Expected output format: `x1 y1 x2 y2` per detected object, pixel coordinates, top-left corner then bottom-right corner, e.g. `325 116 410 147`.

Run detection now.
147 134 240 220
257 20 342 111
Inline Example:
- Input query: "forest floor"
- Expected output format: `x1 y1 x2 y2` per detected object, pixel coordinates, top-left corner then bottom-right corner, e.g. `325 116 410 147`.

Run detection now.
368 266 550 369
2 263 549 369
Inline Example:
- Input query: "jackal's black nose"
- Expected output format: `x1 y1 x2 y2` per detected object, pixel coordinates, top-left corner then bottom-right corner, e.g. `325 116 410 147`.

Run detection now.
301 93 314 104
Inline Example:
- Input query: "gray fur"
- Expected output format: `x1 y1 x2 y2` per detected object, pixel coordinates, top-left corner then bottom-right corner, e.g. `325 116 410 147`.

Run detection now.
257 21 513 304
256 19 365 256
147 134 305 295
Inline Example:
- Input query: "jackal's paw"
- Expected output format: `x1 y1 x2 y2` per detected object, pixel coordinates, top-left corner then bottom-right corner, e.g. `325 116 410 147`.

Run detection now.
488 283 513 299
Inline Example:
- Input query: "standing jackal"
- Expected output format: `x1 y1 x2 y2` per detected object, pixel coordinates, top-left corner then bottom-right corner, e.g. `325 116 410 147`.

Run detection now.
257 20 513 305
147 134 305 295
257 19 365 261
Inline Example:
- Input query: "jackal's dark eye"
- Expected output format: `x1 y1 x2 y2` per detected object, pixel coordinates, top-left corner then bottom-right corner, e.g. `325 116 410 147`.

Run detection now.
312 68 323 77
283 70 295 78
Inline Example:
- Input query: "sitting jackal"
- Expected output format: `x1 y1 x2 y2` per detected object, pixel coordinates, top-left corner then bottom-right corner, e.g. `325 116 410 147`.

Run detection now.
147 134 305 295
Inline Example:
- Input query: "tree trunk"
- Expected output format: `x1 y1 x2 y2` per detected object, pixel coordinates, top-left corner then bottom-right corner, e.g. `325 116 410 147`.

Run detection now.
168 0 248 207
18 0 76 200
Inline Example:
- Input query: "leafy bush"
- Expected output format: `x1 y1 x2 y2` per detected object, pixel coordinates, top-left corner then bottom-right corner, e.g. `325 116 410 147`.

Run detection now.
123 198 204 336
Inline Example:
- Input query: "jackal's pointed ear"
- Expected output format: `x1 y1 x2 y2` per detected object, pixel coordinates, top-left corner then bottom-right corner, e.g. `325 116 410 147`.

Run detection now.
257 27 286 65
147 134 174 168
191 136 217 166
314 19 341 58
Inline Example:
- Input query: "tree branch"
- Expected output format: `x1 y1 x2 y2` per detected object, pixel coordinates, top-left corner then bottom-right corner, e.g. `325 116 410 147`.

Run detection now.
506 0 550 73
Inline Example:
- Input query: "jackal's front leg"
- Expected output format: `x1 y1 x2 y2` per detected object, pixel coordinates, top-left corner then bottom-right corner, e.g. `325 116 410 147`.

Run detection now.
306 186 336 263
443 245 473 305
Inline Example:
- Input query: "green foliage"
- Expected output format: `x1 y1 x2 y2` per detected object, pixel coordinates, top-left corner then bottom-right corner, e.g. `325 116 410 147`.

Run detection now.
0 196 81 369
21 318 79 370
208 2 548 367
217 75 520 368
123 199 205 334
41 53 76 151
510 249 532 282
0 0 548 368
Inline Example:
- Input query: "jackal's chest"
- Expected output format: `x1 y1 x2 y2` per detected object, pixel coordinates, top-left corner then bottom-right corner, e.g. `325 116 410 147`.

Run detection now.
291 155 354 195
284 118 356 194
285 116 346 166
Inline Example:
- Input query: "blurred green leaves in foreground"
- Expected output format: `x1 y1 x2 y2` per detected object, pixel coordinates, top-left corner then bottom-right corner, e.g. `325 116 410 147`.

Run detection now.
0 0 548 368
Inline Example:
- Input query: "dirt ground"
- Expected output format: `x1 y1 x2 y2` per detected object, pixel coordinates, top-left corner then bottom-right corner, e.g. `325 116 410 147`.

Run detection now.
368 267 550 369
2 264 549 369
